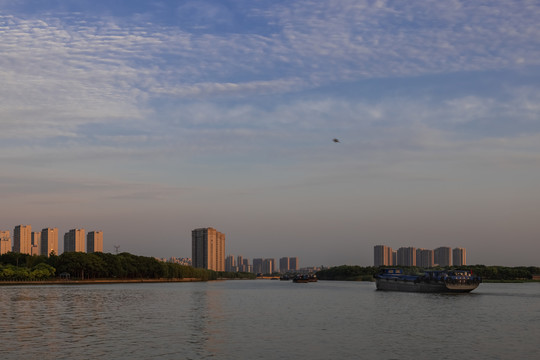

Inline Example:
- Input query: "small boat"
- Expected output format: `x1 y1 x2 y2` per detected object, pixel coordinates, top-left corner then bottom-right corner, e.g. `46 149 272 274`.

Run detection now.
307 274 318 282
292 275 310 283
374 268 481 293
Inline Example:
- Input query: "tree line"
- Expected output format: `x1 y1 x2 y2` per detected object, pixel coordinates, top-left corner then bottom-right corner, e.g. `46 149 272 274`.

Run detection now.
316 265 540 281
0 252 255 281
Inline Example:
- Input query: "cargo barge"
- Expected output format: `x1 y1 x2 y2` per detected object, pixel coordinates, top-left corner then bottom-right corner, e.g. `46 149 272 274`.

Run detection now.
374 268 481 293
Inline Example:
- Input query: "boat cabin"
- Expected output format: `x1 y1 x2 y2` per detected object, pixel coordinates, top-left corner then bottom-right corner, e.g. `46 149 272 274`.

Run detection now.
379 268 403 275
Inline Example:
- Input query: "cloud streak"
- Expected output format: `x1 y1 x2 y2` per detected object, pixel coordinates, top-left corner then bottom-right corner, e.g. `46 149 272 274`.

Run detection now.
2 1 539 130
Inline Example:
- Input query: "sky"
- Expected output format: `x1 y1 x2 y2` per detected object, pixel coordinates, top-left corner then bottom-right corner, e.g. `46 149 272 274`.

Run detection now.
1 0 539 267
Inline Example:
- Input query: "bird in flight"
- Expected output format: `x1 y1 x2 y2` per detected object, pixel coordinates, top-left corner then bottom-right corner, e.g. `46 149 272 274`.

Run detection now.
332 138 340 143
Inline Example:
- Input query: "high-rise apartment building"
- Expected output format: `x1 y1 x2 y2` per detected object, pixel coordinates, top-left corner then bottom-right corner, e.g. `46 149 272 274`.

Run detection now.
289 257 298 271
416 248 434 268
434 247 452 267
397 247 416 266
374 245 394 266
262 258 275 274
41 228 58 257
64 229 85 253
252 258 263 274
452 247 466 266
236 256 243 271
0 230 11 255
242 259 251 273
87 231 103 253
191 227 225 271
375 244 466 268
31 232 41 256
14 225 32 254
225 254 236 272
279 257 290 273
415 248 423 266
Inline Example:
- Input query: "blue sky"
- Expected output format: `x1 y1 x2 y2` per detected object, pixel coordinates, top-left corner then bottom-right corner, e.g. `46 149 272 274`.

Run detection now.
1 0 539 266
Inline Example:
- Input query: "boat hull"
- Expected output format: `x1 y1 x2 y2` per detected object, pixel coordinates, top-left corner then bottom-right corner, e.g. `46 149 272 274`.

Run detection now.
375 278 479 293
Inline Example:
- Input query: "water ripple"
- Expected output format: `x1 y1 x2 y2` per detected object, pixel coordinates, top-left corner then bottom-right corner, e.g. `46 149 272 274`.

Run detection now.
1 282 538 359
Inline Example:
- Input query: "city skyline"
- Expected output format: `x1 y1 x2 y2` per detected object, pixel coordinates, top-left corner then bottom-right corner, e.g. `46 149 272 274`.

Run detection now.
2 221 478 269
1 1 540 267
374 245 467 268
0 224 103 256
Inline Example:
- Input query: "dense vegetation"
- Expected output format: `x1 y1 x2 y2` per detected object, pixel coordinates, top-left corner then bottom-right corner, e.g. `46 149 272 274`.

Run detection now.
316 265 540 282
0 252 255 281
316 265 380 281
3 252 537 282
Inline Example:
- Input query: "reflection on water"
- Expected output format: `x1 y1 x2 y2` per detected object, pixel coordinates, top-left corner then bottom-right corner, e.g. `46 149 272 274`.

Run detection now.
0 281 539 359
186 287 226 358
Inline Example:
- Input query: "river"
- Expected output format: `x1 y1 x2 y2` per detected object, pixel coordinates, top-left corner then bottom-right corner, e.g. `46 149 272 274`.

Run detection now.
1 280 538 359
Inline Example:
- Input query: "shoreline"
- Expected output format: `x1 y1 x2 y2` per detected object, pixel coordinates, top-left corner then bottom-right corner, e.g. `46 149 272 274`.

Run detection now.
0 278 208 286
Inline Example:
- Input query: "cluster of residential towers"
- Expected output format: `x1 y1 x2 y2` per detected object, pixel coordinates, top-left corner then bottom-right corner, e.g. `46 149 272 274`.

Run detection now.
374 245 466 267
0 225 103 256
192 227 299 274
225 255 299 274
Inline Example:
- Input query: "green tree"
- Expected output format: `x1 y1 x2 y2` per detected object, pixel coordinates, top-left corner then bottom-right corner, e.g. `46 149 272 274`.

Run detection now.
56 252 90 279
30 263 56 280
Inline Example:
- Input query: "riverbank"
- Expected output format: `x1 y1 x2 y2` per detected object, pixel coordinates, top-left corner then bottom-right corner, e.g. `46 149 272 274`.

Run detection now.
0 278 208 286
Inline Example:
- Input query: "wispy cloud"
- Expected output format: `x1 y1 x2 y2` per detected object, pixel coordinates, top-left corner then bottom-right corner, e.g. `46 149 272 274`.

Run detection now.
0 173 196 205
149 78 306 98
2 79 539 171
1 2 539 186
2 0 539 138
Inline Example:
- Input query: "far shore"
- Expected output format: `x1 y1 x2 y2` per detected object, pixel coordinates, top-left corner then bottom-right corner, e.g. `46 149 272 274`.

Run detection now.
0 278 210 286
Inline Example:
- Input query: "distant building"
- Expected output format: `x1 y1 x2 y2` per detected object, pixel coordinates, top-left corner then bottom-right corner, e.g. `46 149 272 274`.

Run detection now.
64 229 85 253
452 247 466 266
242 259 251 273
279 257 290 273
236 256 244 272
416 248 434 268
236 258 250 273
397 247 416 266
262 258 275 274
252 258 263 274
41 228 59 257
87 231 103 253
434 247 452 267
169 257 192 266
375 244 466 268
374 245 394 266
415 248 423 266
0 230 11 255
31 232 41 256
14 225 32 254
298 266 321 274
191 227 225 271
225 254 236 272
289 257 298 271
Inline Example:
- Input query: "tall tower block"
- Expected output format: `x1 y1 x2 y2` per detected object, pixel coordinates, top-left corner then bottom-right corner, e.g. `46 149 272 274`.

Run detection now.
192 227 225 271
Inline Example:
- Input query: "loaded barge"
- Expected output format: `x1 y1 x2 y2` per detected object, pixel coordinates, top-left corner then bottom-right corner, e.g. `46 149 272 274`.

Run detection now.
374 268 481 293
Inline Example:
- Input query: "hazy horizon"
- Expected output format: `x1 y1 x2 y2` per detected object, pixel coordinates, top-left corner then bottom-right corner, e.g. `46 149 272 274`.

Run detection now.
1 1 539 267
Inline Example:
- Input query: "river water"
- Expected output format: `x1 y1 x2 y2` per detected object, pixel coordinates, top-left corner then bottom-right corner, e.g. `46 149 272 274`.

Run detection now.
1 280 538 359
